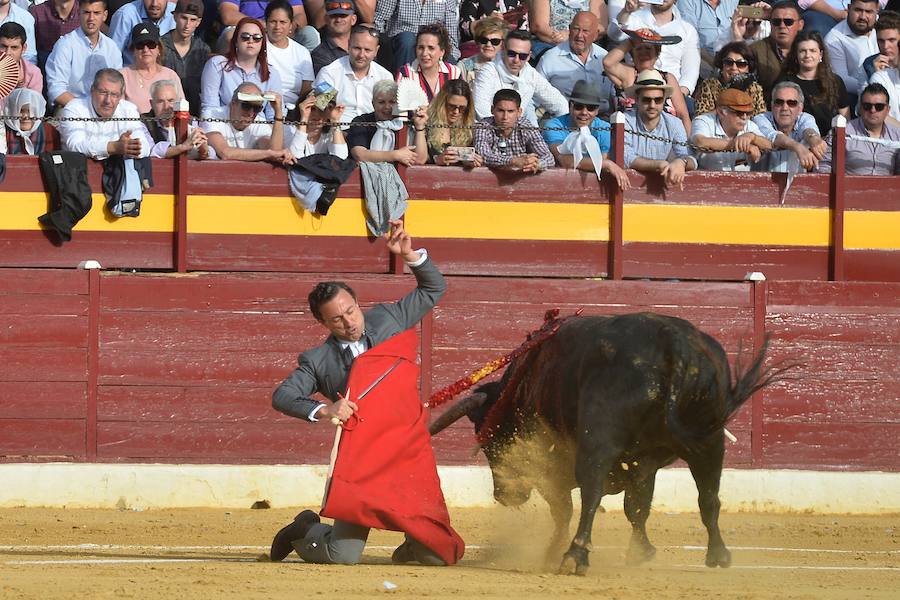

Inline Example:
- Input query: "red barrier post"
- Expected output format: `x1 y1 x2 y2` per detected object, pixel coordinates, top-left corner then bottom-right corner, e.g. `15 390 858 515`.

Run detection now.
828 115 847 281
747 271 768 466
608 112 625 280
174 101 190 272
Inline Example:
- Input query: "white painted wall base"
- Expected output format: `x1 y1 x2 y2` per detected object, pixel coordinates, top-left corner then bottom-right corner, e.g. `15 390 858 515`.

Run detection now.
1 464 898 513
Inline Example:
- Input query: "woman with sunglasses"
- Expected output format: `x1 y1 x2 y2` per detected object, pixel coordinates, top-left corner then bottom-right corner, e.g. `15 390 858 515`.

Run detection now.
602 29 692 134
694 42 766 117
396 23 462 103
119 22 184 114
459 0 525 44
424 79 483 166
200 17 283 119
459 16 509 85
776 31 849 136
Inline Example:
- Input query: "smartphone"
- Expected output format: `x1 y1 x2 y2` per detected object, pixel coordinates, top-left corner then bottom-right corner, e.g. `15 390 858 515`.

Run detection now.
736 5 766 19
448 146 476 162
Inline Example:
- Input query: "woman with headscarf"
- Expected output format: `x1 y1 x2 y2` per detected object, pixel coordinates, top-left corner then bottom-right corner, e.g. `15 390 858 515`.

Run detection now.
4 88 49 155
200 17 283 119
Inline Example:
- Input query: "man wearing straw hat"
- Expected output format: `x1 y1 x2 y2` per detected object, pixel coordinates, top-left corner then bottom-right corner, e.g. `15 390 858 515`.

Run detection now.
622 68 697 188
690 86 771 170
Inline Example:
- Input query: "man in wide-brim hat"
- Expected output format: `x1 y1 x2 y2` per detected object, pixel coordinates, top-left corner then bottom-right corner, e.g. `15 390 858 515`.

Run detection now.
621 69 697 188
690 86 772 170
542 78 631 189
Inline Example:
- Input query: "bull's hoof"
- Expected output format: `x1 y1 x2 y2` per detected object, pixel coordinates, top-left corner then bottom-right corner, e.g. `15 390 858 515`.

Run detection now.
705 546 732 568
558 546 589 576
625 541 657 565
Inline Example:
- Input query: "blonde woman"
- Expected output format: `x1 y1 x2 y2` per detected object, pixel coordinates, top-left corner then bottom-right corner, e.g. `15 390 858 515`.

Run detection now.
425 79 482 166
459 16 509 85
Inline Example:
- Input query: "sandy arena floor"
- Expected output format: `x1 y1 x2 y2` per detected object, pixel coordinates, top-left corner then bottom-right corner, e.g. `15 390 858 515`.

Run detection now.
0 506 898 599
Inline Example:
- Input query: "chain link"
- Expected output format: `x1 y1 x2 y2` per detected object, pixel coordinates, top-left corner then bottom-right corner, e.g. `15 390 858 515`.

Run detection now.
0 113 758 155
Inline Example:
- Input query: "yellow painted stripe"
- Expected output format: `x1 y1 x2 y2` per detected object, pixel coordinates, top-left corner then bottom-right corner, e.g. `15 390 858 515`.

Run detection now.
187 196 369 236
405 200 610 241
844 211 900 250
2 192 175 232
624 204 832 247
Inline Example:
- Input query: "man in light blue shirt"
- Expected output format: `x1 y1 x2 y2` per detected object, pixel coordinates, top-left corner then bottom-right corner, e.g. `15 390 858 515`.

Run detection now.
677 0 738 62
751 80 827 171
0 0 36 64
622 69 697 188
536 11 615 114
46 0 123 107
109 0 176 64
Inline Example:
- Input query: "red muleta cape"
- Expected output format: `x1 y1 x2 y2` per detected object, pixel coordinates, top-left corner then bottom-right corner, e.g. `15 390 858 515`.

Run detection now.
320 328 465 565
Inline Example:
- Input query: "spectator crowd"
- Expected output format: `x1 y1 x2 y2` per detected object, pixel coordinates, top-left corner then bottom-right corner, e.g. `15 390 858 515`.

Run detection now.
2 0 900 182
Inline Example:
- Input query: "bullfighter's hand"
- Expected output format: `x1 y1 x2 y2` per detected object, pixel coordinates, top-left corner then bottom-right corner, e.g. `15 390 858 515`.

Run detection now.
321 392 358 423
384 219 418 262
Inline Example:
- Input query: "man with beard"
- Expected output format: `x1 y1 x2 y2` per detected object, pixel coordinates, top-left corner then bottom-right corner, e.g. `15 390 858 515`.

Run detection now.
537 11 615 110
752 80 827 171
143 79 209 158
312 23 391 124
542 79 631 189
825 0 880 97
108 0 176 63
749 0 805 98
473 29 567 125
201 81 291 163
611 0 702 96
818 81 900 173
621 69 696 188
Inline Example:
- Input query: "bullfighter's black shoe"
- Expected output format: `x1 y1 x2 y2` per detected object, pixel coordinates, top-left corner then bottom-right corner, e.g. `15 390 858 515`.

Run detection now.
391 540 416 564
270 510 320 562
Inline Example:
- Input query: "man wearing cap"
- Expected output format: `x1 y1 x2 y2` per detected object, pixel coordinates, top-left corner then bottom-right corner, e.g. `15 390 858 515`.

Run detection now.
542 79 632 189
751 80 826 171
312 23 392 124
474 88 555 174
473 29 568 126
537 11 615 107
46 0 122 108
611 0 702 95
622 69 697 188
58 67 153 159
690 87 772 170
310 0 356 75
201 81 292 163
160 0 209 117
108 0 176 64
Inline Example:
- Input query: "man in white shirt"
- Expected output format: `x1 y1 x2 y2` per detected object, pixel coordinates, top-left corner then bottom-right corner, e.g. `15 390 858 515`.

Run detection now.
312 23 392 125
691 87 772 170
45 0 122 107
202 81 291 163
537 11 615 113
610 0 701 95
869 13 900 123
825 0 879 96
473 29 568 125
58 68 153 159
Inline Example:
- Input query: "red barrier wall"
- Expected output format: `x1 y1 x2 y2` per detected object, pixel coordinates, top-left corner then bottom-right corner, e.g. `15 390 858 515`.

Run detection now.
2 269 897 470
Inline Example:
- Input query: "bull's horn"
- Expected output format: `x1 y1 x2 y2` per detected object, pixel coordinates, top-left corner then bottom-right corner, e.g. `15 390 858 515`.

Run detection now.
428 392 488 436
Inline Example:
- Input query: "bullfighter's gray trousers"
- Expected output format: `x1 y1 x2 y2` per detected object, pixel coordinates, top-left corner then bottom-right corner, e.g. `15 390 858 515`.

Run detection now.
292 520 445 565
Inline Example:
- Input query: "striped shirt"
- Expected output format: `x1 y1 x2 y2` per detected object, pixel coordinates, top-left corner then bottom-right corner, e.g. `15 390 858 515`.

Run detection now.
374 0 460 61
395 59 462 103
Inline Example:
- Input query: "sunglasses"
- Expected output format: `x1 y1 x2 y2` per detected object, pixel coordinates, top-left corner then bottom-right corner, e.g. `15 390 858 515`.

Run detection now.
506 49 529 60
447 102 467 113
134 40 158 50
861 102 887 112
239 32 264 42
239 101 263 112
572 102 599 111
640 96 665 105
325 1 353 10
724 107 753 118
722 58 749 68
773 98 799 107
352 24 380 37
477 36 502 46
770 18 796 27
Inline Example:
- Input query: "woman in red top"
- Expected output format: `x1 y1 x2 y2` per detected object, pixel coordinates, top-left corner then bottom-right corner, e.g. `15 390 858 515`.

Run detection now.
396 23 462 103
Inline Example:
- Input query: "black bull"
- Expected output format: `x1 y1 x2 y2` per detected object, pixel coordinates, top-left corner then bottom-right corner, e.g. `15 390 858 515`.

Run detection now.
430 312 784 575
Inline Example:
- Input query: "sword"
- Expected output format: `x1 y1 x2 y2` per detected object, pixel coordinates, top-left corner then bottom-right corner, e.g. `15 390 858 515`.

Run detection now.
329 357 404 425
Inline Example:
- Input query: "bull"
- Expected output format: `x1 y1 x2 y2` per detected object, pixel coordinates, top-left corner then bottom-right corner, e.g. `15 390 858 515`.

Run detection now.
430 312 784 575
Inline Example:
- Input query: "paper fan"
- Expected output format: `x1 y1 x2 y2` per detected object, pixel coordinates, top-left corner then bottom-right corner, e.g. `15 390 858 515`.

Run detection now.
622 28 682 46
0 51 20 98
396 78 428 113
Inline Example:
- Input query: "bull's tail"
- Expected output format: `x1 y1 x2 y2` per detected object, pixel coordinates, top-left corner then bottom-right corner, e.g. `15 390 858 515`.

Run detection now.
726 336 794 422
